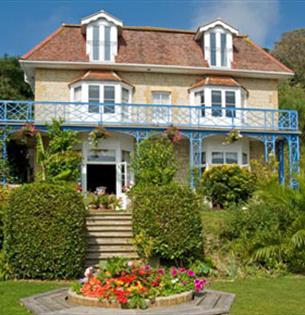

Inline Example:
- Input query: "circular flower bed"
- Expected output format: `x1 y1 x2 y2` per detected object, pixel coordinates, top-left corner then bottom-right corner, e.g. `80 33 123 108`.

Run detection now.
70 258 207 309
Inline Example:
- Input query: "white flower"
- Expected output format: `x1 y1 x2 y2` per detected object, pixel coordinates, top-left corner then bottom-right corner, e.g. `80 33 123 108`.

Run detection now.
171 279 179 284
128 261 134 267
84 266 94 278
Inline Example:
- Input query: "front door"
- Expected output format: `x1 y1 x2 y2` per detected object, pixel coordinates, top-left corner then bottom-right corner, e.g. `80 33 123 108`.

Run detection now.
86 164 116 194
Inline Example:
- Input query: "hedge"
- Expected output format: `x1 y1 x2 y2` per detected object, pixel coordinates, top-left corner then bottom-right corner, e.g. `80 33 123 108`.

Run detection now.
3 182 87 279
131 183 204 263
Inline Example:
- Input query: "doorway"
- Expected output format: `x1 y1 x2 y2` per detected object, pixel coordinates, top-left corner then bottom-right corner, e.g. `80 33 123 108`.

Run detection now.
87 164 116 194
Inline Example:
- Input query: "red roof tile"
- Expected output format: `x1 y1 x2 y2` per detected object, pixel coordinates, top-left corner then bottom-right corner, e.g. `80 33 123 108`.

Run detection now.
190 76 241 90
69 70 134 87
21 25 292 74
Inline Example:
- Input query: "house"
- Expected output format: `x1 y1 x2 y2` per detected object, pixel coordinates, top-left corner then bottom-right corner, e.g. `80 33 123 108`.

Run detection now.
1 10 300 196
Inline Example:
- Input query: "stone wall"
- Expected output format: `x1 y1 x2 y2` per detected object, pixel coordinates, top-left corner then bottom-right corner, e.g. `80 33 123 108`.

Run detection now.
35 69 279 110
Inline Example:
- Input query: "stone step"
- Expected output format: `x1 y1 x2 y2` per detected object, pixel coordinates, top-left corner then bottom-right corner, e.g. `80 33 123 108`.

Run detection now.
87 226 132 232
86 220 132 226
87 211 132 217
86 245 137 253
87 216 132 221
86 252 138 260
87 231 134 238
86 238 134 245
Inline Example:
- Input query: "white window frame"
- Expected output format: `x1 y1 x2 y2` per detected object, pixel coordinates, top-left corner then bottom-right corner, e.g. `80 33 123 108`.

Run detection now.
204 26 233 68
86 19 118 62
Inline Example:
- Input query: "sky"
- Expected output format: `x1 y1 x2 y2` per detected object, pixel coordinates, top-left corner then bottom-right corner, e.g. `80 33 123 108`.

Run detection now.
1 0 305 56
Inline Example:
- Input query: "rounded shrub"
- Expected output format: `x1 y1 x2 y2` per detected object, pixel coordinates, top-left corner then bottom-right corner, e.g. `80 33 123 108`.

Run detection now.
131 183 204 264
201 165 257 208
3 182 87 279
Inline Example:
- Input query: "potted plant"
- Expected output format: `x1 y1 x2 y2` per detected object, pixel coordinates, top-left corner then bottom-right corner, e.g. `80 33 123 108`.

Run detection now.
88 126 110 147
224 129 242 144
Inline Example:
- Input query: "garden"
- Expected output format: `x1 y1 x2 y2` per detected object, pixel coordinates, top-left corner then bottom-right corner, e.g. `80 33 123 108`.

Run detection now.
0 124 305 314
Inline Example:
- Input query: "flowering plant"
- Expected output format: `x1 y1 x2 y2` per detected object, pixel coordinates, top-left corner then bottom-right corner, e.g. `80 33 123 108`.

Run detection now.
224 129 242 144
88 126 110 147
163 126 182 143
74 258 207 309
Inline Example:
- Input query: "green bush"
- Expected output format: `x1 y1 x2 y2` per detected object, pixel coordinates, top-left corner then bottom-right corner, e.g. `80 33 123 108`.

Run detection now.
0 186 9 250
201 165 257 208
3 182 87 279
131 183 204 264
223 176 305 273
45 151 81 181
131 136 177 186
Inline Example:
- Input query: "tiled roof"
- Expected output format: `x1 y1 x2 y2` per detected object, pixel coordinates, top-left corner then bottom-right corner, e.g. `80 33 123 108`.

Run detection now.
21 25 293 74
69 70 134 87
190 76 241 90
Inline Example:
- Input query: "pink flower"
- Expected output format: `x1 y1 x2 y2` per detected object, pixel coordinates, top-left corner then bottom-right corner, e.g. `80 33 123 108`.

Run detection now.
171 267 178 277
187 270 195 277
127 261 134 267
157 268 165 275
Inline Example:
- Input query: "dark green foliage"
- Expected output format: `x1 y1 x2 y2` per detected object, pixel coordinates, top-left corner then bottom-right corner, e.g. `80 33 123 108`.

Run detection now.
224 175 305 273
201 165 257 208
0 55 33 100
45 151 81 181
3 182 87 279
131 183 204 263
272 29 305 86
131 136 177 186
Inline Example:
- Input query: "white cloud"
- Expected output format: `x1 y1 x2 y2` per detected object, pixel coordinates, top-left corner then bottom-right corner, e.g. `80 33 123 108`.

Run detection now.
191 0 279 45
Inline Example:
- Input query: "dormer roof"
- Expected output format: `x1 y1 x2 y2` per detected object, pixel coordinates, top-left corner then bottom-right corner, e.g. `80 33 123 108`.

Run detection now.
81 10 123 28
194 18 239 41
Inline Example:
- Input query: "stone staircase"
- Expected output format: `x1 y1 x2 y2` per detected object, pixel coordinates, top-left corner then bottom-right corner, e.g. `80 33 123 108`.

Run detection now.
85 211 138 267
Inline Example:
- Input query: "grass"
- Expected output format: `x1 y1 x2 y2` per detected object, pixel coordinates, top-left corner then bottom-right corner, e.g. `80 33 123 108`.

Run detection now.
1 278 305 314
211 277 305 315
0 280 67 315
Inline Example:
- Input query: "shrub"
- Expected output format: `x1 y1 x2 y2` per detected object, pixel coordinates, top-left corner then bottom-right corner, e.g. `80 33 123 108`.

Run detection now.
201 165 257 208
223 175 305 273
45 151 81 181
3 182 87 279
0 185 9 250
131 136 177 186
131 183 204 264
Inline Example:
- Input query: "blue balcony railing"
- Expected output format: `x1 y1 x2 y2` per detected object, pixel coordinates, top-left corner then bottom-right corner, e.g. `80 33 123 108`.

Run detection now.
0 100 299 131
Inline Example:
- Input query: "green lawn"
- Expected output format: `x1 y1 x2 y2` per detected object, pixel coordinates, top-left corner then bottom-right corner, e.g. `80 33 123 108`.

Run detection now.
0 280 66 315
1 277 305 314
211 277 305 315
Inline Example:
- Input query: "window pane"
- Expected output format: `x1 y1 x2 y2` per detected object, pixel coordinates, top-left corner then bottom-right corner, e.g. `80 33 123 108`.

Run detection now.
93 26 100 61
221 33 227 67
225 91 236 118
74 86 82 102
212 90 222 117
212 152 224 164
88 85 100 113
104 26 111 61
210 32 216 66
242 153 248 165
152 92 170 104
195 90 205 117
122 88 129 103
104 86 115 114
225 152 238 164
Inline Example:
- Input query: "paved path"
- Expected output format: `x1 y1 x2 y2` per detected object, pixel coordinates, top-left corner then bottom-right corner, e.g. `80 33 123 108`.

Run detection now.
21 288 235 315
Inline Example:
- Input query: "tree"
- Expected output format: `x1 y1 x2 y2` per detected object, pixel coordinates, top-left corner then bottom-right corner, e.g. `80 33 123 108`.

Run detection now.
272 29 305 86
0 55 33 100
278 81 305 141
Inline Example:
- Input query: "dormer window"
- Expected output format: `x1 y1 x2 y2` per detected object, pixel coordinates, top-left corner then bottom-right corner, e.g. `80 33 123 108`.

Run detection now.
195 19 239 69
81 10 123 62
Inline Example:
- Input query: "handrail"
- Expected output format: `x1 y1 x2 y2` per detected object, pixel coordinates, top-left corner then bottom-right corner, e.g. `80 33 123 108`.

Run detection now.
0 100 299 131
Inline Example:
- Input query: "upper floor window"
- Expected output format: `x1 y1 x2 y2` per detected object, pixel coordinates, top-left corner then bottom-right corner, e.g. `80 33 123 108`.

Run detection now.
194 90 205 117
152 92 171 104
81 11 123 62
88 85 100 113
73 86 82 102
196 20 239 69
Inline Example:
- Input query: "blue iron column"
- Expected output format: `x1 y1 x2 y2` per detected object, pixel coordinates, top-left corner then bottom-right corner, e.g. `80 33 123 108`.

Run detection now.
277 139 285 185
189 132 203 188
1 129 7 185
263 135 276 161
288 135 300 188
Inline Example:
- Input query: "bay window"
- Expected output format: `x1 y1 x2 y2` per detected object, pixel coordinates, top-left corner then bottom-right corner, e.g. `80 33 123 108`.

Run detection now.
88 85 100 113
194 90 205 117
104 86 115 113
211 90 222 117
225 91 236 118
73 86 82 102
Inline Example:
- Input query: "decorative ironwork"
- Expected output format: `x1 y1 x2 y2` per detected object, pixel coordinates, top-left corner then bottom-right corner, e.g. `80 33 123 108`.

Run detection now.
287 135 300 188
0 100 298 131
277 140 285 185
189 132 205 188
